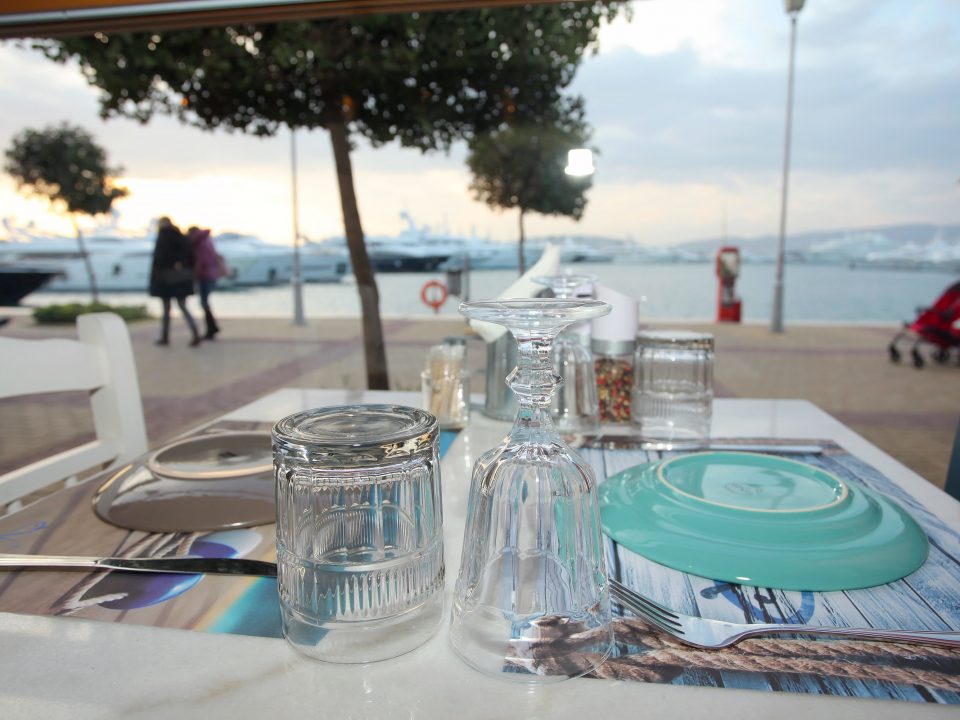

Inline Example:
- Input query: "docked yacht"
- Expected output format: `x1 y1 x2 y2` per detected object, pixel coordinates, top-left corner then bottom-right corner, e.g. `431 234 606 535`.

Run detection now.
322 213 555 272
530 237 614 264
364 235 458 272
355 213 464 272
0 264 61 305
0 232 154 292
863 234 960 271
0 224 348 292
214 233 348 285
441 241 543 270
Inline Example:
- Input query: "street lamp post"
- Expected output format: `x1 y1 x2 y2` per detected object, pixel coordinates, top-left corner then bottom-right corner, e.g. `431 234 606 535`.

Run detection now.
771 0 805 334
290 128 306 326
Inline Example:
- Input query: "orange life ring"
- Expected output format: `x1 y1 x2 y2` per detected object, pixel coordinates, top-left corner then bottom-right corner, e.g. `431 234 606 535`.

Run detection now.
420 280 449 313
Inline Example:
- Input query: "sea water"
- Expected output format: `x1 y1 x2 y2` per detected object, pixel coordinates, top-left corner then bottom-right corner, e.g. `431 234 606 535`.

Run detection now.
25 263 958 323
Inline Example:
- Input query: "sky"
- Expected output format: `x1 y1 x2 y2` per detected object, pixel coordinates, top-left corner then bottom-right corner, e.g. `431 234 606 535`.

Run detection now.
0 0 958 247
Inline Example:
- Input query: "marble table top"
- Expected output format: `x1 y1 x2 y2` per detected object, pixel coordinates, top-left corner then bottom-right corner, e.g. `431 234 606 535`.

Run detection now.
1 390 957 719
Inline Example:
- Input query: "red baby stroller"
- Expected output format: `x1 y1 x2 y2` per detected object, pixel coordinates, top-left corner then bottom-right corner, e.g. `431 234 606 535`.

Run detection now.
888 280 960 368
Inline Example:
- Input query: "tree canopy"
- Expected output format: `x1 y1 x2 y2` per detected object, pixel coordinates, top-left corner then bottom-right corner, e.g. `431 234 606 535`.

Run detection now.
37 4 623 144
35 2 624 385
5 123 128 301
468 107 592 273
4 122 128 216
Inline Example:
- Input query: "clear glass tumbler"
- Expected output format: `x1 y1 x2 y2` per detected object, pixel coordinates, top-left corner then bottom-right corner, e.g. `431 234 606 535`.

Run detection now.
632 330 714 446
532 274 600 436
450 298 614 682
273 404 445 663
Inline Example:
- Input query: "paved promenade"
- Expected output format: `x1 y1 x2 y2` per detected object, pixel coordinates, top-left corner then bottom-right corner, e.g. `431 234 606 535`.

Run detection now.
1 314 958 490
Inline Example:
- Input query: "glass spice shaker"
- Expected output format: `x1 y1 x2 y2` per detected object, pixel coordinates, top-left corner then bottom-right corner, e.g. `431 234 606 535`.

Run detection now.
591 285 639 424
593 340 634 423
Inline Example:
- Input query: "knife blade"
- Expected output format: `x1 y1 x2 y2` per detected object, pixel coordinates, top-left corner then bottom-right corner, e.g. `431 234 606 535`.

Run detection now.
0 554 277 577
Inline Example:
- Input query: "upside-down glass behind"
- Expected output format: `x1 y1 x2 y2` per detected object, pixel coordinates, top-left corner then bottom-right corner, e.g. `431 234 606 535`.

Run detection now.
532 274 600 436
632 330 714 446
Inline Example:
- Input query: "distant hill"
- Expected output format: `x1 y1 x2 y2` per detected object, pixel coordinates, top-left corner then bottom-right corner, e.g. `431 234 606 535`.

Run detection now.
531 223 960 270
670 223 960 255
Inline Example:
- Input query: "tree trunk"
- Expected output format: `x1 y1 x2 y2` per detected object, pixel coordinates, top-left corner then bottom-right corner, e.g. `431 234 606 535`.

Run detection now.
73 216 99 304
517 208 527 276
327 117 390 389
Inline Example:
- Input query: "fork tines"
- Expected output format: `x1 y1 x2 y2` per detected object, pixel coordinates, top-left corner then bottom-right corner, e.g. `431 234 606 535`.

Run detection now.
609 578 685 636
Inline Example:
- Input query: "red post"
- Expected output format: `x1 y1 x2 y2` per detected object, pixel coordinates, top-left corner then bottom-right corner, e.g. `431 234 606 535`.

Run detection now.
716 246 742 323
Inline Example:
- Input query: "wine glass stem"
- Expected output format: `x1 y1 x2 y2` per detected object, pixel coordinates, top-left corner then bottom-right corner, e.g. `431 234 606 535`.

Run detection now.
509 333 561 436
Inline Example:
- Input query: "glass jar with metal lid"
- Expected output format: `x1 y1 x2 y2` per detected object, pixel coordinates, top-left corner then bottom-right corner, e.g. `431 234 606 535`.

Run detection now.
632 330 715 446
273 404 444 663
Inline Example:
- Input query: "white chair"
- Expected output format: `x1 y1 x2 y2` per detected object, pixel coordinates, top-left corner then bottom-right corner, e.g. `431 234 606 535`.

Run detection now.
0 312 148 509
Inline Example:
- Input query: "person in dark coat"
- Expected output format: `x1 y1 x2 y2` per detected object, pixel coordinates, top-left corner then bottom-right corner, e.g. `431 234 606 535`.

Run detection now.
149 216 201 347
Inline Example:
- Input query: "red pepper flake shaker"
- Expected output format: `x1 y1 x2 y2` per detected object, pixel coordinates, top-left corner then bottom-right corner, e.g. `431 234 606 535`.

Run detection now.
591 285 639 424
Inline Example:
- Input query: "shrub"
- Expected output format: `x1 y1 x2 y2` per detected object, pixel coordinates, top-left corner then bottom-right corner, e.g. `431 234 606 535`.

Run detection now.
33 302 152 324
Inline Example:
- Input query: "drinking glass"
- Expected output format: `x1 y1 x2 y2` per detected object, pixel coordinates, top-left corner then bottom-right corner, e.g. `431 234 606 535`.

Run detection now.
632 330 714 446
273 404 445 663
450 298 614 682
532 274 600 436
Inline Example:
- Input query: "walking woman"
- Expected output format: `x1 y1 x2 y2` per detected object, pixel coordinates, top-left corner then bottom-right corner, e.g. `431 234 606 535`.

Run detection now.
149 216 201 347
188 226 223 340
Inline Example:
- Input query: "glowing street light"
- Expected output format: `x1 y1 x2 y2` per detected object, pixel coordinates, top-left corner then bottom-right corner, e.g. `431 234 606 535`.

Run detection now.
771 0 805 334
565 148 595 177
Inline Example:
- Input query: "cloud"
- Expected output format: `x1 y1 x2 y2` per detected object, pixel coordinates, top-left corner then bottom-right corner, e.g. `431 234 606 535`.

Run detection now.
1 0 958 247
564 0 960 241
574 29 959 181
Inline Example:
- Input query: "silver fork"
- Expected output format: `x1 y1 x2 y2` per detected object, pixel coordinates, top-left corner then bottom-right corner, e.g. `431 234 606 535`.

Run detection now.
609 578 960 649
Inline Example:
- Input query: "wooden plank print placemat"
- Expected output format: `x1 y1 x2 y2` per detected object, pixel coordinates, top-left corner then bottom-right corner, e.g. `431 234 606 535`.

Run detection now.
573 438 960 704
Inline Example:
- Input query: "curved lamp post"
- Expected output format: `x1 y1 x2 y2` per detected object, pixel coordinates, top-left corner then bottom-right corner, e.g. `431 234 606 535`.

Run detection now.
771 0 805 334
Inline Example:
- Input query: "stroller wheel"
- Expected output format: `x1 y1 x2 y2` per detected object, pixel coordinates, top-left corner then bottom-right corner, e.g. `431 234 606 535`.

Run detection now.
911 348 925 368
934 348 950 364
888 345 901 363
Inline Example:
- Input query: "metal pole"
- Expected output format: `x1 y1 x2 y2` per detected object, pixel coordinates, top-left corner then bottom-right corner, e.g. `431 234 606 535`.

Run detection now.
290 128 306 326
771 11 800 334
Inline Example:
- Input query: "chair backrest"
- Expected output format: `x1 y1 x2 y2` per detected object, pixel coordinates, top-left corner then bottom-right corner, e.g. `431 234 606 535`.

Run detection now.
0 312 148 507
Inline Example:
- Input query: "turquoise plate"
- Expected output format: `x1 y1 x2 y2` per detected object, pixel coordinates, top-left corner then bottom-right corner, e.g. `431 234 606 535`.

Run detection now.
598 452 929 591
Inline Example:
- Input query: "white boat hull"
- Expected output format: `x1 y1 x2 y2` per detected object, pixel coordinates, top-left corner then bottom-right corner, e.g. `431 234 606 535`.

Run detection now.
0 233 349 292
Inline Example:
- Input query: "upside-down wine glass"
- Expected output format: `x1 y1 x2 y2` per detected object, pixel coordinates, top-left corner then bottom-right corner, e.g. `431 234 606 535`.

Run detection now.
450 298 614 682
532 274 600 436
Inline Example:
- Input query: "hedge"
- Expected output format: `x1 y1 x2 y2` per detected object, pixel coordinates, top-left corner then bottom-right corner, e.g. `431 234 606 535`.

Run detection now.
33 302 152 324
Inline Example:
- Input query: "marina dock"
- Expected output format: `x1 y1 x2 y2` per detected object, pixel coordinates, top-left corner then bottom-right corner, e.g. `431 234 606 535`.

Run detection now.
1 315 957 491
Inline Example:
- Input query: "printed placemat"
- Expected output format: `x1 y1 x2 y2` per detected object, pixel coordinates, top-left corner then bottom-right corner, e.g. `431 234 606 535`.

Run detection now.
575 437 960 704
0 420 464 639
0 421 284 637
